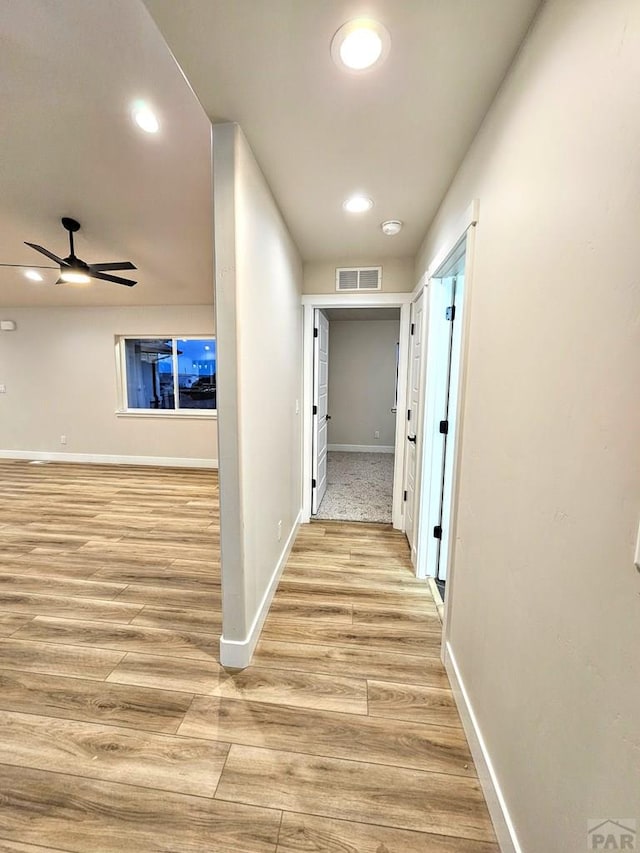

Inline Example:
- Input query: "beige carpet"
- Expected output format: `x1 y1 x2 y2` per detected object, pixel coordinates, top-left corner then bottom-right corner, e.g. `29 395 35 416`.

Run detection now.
315 451 395 523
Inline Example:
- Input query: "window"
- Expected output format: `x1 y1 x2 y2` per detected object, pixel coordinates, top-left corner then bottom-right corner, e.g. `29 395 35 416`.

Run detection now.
117 337 216 414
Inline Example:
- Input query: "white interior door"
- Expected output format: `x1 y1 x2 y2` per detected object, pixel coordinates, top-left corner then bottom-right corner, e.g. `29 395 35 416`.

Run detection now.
404 291 424 560
311 309 329 514
420 258 465 581
434 274 464 581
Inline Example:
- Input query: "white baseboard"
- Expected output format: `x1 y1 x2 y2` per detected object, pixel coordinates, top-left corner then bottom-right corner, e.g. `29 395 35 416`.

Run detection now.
0 450 217 469
444 642 521 853
219 508 302 669
328 444 395 454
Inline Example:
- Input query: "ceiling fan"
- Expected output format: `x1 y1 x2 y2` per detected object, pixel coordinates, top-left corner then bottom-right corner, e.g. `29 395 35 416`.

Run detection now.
0 217 137 287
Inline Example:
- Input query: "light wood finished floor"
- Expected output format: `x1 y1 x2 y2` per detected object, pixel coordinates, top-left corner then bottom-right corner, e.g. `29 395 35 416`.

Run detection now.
0 460 497 852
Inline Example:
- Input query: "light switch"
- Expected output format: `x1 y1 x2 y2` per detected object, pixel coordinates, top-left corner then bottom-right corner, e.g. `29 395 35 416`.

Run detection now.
635 521 640 570
0 385 6 394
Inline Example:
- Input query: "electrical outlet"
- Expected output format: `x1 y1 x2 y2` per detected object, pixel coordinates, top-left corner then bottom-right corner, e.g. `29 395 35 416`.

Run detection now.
634 520 640 570
277 520 283 541
374 430 380 439
60 435 67 445
0 384 5 394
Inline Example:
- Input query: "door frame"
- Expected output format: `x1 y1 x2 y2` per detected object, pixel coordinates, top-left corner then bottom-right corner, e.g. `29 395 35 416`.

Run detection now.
411 201 479 644
301 292 413 528
417 249 466 582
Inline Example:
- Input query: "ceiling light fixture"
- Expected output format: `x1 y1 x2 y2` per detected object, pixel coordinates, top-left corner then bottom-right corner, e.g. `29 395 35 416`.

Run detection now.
381 220 403 236
132 102 160 134
331 18 390 72
24 269 44 282
343 194 374 213
59 269 91 284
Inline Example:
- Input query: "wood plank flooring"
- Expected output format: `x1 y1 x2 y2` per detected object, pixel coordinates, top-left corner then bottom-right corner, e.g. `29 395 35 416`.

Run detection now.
0 460 496 852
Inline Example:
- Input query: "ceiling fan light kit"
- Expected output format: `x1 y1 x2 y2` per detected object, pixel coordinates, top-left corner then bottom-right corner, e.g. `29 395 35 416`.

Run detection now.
0 217 138 288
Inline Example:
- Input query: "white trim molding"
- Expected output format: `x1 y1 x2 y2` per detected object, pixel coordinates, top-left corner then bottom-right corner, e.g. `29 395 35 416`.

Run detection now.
0 450 217 469
328 444 394 454
301 292 412 308
116 411 217 420
444 642 521 853
425 199 479 281
219 509 302 668
301 291 412 530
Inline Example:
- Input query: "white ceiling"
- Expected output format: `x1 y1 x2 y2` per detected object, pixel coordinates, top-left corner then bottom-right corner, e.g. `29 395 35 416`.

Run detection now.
0 0 541 308
0 0 213 307
143 0 541 261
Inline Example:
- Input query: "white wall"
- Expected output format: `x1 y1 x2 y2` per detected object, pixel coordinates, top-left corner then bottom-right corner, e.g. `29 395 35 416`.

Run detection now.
0 305 217 464
328 319 399 450
304 256 413 294
416 1 640 850
214 123 303 667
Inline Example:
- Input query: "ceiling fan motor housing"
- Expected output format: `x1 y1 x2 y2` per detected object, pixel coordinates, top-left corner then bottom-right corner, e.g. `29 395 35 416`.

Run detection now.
61 217 81 233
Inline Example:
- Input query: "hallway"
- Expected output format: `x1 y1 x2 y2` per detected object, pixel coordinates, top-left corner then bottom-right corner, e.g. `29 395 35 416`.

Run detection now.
0 461 496 851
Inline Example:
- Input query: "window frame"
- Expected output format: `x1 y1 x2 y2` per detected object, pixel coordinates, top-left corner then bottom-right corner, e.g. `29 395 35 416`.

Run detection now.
115 335 217 419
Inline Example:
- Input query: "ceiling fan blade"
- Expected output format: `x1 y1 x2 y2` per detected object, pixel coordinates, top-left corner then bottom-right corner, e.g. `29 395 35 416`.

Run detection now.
0 263 57 269
89 261 137 272
24 242 66 265
91 271 137 287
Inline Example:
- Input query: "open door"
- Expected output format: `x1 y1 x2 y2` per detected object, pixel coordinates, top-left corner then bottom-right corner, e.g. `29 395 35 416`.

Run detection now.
404 290 424 561
311 309 329 515
432 275 459 580
420 236 467 581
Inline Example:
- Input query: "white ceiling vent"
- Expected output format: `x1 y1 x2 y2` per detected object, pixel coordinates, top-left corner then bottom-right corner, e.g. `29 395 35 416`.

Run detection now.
335 266 382 292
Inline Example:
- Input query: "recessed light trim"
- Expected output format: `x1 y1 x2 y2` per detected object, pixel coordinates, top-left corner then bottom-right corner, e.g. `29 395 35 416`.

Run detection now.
343 194 374 213
24 269 44 282
132 102 160 134
381 220 403 236
331 18 390 72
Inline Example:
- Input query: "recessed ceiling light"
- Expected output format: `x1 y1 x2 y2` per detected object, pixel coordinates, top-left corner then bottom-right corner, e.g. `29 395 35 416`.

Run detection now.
24 269 43 282
132 102 160 134
331 19 390 72
381 220 403 236
343 194 374 213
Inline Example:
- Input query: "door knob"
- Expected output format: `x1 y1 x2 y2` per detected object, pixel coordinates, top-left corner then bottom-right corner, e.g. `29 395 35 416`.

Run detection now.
408 435 417 443
326 415 332 420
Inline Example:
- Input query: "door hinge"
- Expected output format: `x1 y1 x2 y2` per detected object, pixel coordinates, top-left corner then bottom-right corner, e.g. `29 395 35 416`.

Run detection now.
407 409 411 422
403 490 407 502
445 306 455 321
312 478 317 488
410 322 415 335
314 327 319 338
439 420 449 434
433 525 443 539
313 405 317 415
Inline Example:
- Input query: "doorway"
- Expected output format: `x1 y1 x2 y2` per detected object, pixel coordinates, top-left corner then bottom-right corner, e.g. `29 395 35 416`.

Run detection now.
302 294 412 528
312 307 401 523
416 235 468 587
